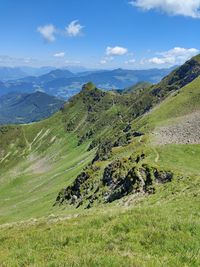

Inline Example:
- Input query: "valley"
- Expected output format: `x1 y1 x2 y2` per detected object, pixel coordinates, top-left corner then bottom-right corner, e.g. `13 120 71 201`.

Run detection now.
0 67 174 99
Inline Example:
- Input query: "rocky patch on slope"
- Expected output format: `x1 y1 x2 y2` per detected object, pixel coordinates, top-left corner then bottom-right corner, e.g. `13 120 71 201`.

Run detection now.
55 153 173 208
153 111 200 145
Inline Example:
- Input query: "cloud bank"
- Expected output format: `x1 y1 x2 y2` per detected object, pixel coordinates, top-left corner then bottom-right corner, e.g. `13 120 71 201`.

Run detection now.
147 47 199 65
130 0 200 18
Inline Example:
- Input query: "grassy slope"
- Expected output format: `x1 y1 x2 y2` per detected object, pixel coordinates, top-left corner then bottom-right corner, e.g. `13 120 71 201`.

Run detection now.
0 177 199 267
132 76 200 177
140 75 200 129
0 84 141 223
0 77 200 266
0 92 64 124
0 112 95 223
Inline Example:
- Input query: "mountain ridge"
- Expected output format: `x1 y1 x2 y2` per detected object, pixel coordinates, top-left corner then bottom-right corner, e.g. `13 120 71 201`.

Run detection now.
0 66 175 99
0 91 64 124
0 56 200 266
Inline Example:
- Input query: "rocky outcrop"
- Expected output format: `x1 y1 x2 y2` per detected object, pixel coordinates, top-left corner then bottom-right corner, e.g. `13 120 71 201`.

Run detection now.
151 58 200 97
102 160 172 203
55 153 173 208
92 139 113 163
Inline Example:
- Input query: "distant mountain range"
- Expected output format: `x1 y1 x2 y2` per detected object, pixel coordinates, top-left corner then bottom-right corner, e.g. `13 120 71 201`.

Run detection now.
0 67 28 81
0 91 64 124
0 66 57 81
0 66 175 99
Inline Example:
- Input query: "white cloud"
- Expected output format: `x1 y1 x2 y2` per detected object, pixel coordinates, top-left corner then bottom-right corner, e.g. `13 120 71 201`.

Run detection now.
159 47 199 57
100 59 107 64
37 20 84 42
37 24 56 42
125 58 136 64
106 46 128 56
147 47 199 65
66 20 84 37
100 56 114 64
148 57 175 64
54 52 65 58
130 0 200 18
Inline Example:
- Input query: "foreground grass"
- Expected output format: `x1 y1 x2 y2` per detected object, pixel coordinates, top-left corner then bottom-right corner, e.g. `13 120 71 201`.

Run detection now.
0 180 199 267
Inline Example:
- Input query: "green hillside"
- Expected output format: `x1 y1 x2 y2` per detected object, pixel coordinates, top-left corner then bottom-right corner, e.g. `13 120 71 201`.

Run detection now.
0 91 64 124
123 81 152 93
0 57 200 266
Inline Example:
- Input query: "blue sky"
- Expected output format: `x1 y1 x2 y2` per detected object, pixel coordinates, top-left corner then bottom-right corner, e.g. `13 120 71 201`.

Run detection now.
1 0 200 69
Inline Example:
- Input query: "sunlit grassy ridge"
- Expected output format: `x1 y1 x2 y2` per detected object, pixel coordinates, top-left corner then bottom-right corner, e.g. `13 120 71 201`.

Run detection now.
136 76 200 131
1 55 200 266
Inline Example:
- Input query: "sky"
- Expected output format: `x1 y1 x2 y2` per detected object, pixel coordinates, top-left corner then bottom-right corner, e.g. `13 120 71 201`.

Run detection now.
1 0 200 69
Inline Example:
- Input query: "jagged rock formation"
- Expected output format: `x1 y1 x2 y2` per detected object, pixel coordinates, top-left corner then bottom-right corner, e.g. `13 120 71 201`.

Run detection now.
55 153 173 208
151 55 200 97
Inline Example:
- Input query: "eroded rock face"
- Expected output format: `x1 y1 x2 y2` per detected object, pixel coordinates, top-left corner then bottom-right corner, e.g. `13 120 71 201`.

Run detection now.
55 153 173 208
151 58 200 97
102 162 172 203
92 140 113 163
154 169 173 183
168 59 200 88
55 171 90 205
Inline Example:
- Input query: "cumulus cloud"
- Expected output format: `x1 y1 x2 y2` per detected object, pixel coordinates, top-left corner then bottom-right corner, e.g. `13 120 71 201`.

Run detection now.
37 20 84 42
106 46 128 56
66 20 84 37
147 47 199 65
148 57 175 64
37 24 56 42
54 52 65 58
130 0 200 18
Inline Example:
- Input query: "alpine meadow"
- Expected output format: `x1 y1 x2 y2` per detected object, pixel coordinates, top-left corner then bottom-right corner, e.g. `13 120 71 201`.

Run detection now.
0 1 200 267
